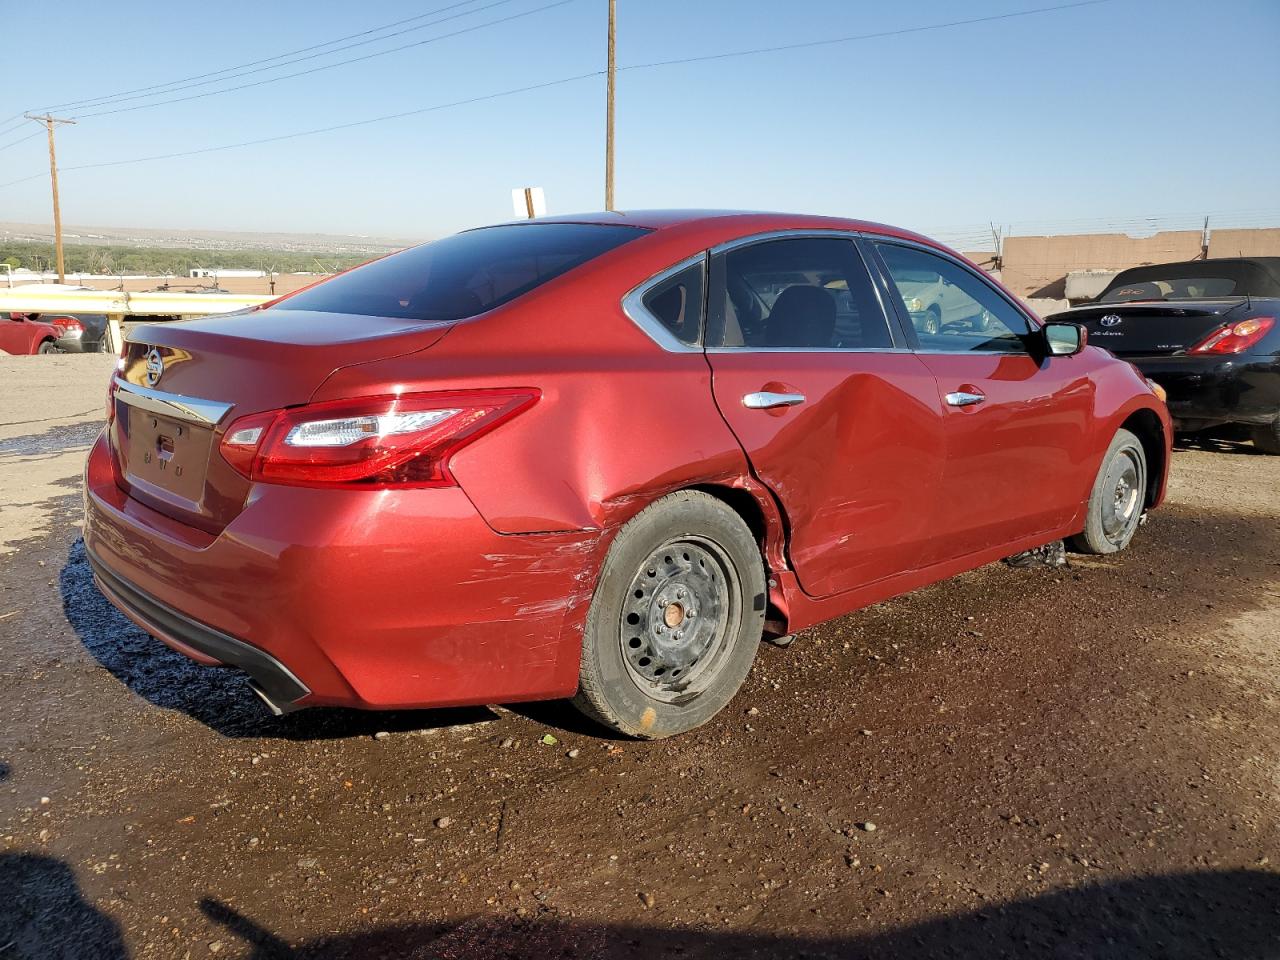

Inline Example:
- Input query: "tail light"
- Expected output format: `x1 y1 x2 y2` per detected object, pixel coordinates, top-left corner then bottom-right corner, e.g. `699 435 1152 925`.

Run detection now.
50 316 85 339
1188 316 1275 355
219 389 538 487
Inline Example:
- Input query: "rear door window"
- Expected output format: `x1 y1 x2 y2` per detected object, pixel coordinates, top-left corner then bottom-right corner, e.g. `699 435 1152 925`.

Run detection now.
279 223 648 321
707 237 894 349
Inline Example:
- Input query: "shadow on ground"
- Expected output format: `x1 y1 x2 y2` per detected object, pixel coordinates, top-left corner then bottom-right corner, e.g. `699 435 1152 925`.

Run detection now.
58 539 496 740
1173 434 1266 456
2 851 1277 960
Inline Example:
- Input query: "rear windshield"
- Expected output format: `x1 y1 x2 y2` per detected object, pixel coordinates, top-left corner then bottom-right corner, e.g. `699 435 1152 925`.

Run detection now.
279 223 648 321
1100 276 1238 302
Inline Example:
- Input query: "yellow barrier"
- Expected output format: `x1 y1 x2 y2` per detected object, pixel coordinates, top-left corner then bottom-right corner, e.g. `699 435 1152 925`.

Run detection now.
0 288 271 317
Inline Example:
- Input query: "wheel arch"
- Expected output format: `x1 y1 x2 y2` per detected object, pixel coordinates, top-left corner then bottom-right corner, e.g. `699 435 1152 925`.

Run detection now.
1119 406 1167 509
685 479 792 636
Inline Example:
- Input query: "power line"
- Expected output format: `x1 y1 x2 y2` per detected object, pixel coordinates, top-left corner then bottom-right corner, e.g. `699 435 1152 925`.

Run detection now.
0 130 43 153
0 114 28 139
64 0 535 118
0 1 1117 189
620 0 1110 71
40 0 495 112
0 71 604 191
71 0 575 120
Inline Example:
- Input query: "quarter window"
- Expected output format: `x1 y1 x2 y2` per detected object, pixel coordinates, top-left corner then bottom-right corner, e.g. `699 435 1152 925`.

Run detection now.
877 243 1031 353
707 237 893 350
641 260 705 345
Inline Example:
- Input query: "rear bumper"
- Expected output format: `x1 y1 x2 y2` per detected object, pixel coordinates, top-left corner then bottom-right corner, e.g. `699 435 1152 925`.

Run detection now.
88 550 311 712
82 430 599 711
55 336 104 354
1132 354 1280 428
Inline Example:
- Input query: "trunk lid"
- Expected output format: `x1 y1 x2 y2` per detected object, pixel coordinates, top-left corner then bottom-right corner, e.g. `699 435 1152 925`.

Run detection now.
111 309 452 533
1056 300 1246 356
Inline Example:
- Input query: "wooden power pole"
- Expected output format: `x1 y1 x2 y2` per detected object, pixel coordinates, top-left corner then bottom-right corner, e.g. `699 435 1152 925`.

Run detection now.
605 0 616 211
26 113 76 284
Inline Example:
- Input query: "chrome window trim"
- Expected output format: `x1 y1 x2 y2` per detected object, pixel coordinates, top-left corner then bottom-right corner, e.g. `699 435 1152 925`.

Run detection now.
620 253 707 353
113 377 233 427
706 229 905 352
705 346 913 354
708 228 865 255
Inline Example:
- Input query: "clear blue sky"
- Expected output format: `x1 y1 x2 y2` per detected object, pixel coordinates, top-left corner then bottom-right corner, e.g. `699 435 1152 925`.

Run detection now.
2 0 1277 245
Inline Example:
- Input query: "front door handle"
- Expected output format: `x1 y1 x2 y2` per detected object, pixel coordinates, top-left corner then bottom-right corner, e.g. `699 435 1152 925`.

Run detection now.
944 391 987 407
743 391 806 410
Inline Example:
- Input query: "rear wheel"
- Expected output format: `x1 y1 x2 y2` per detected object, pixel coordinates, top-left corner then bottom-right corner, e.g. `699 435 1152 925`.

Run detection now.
1252 419 1280 455
573 491 766 739
36 340 58 354
1067 428 1147 555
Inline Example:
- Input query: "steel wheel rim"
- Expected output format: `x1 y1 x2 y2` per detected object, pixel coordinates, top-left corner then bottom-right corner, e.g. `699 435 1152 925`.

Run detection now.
619 536 739 704
1101 449 1142 542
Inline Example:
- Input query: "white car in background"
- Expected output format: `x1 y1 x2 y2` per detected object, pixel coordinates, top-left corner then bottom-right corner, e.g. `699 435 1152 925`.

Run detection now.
894 268 996 335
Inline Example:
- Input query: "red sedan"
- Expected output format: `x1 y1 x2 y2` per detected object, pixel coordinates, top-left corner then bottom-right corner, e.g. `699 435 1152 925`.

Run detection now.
84 211 1171 738
0 312 62 354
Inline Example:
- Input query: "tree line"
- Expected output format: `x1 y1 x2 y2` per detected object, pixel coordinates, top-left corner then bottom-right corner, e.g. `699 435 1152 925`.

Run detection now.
0 242 368 277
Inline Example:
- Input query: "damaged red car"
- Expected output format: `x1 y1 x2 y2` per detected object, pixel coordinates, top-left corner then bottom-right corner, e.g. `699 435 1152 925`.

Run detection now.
84 211 1171 738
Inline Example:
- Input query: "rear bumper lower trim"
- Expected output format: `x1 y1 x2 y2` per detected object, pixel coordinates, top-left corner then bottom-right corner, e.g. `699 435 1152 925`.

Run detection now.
87 548 310 710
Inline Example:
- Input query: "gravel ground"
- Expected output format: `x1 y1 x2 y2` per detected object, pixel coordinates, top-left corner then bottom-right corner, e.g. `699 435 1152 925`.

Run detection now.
1 357 1277 959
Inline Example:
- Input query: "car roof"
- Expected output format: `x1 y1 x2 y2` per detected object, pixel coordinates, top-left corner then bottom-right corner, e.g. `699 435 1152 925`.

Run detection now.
524 209 940 245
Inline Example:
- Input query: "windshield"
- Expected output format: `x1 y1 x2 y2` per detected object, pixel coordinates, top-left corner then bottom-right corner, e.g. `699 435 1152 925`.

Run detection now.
1100 276 1239 302
278 223 648 321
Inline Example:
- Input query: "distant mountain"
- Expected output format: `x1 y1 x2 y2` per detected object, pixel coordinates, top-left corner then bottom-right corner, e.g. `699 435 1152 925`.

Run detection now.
0 221 425 257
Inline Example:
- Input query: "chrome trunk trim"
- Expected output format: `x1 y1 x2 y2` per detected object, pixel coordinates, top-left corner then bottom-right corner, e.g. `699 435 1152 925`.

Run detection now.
113 378 233 427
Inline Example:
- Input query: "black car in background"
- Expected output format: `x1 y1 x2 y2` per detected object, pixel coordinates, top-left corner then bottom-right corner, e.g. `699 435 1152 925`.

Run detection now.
1048 257 1280 453
21 312 110 353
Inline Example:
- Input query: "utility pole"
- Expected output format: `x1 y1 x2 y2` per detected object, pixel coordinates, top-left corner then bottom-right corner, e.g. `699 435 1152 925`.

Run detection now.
26 113 76 284
604 0 616 211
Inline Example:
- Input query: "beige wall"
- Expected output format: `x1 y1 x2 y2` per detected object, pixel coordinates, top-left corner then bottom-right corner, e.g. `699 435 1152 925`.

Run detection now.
1001 231 1205 297
1208 228 1280 259
987 228 1280 298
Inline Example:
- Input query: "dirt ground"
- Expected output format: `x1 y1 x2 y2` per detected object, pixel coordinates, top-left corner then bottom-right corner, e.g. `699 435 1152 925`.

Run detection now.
1 356 1277 959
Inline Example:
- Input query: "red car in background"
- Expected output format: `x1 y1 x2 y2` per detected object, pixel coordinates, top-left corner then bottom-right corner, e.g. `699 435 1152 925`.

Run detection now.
0 312 62 354
84 211 1171 738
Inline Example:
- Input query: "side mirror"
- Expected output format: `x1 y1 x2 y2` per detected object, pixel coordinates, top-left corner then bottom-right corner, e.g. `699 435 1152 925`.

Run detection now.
1044 321 1087 357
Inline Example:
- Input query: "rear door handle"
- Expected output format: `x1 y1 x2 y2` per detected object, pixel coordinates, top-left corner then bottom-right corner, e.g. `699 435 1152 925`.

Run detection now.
944 391 987 407
743 391 806 410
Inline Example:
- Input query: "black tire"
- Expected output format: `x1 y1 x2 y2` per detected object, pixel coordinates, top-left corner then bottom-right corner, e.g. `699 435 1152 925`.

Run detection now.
36 340 58 355
1067 428 1147 555
572 490 766 739
921 306 941 336
1252 419 1280 455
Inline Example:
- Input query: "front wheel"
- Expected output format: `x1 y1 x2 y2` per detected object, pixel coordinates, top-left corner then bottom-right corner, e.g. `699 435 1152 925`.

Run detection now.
572 491 766 739
37 340 59 355
1067 428 1147 555
920 306 941 336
